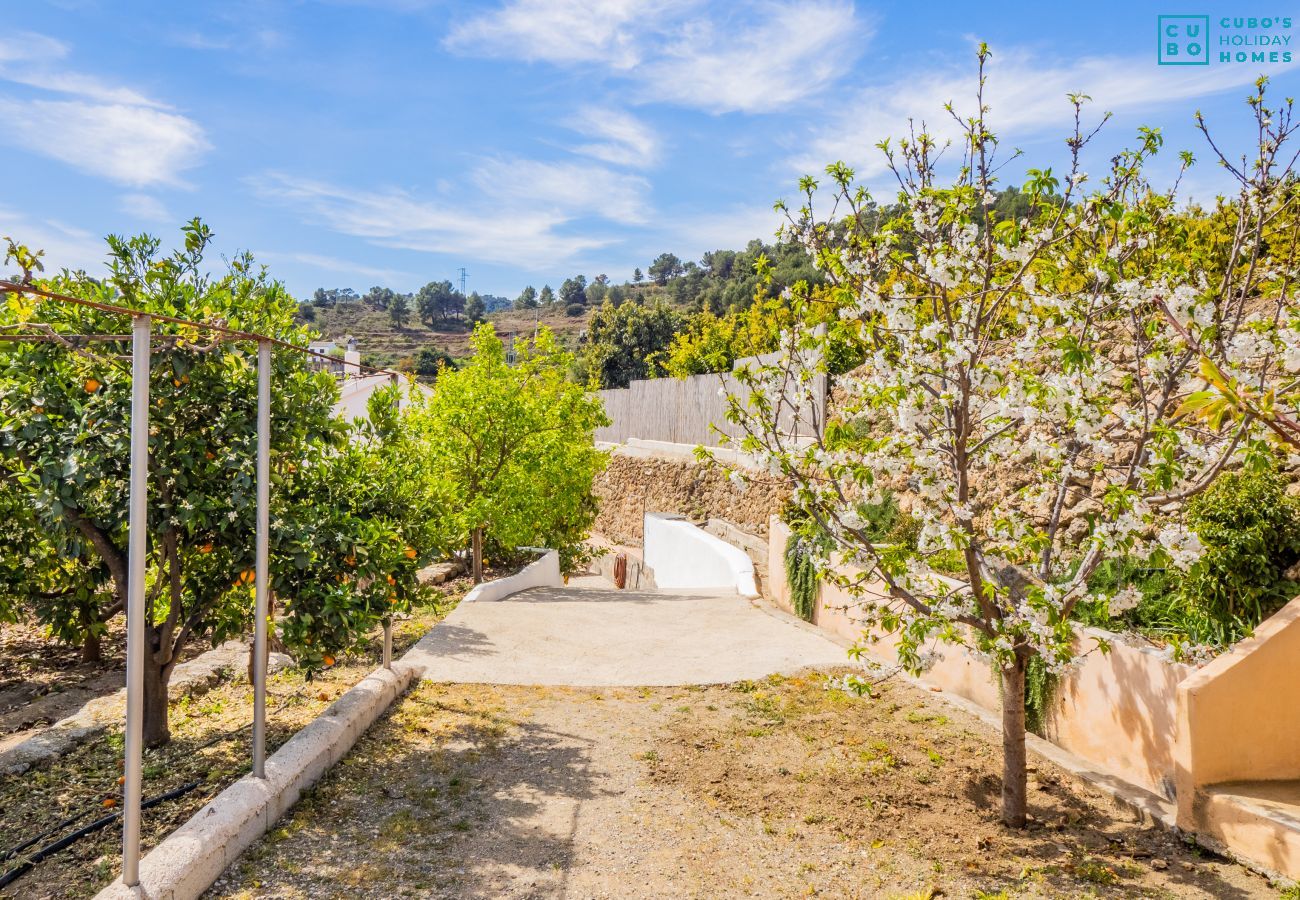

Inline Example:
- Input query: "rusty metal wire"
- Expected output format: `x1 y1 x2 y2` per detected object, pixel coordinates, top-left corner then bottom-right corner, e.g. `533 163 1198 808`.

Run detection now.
0 279 407 379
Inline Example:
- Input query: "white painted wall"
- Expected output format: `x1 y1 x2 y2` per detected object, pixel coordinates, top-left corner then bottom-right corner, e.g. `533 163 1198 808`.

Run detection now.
642 514 758 597
334 374 431 422
462 550 563 602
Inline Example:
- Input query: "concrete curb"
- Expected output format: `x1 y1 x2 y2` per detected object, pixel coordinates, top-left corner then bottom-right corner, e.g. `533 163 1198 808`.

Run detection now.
93 662 416 900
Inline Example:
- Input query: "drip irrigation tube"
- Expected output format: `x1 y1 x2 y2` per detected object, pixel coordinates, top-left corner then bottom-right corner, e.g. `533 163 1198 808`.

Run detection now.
0 780 201 889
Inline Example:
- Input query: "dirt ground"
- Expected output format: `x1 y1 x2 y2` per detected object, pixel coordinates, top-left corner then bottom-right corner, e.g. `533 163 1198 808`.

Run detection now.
0 582 467 900
206 670 1282 900
0 617 209 756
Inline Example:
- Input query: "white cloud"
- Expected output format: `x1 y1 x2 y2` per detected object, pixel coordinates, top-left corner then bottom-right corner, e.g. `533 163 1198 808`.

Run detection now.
0 31 69 64
120 193 172 223
795 50 1287 177
445 0 671 69
248 169 641 270
0 31 208 187
447 0 865 114
471 156 650 222
637 2 864 112
0 206 105 274
0 69 165 107
566 106 661 168
668 204 785 256
0 98 209 188
254 250 413 286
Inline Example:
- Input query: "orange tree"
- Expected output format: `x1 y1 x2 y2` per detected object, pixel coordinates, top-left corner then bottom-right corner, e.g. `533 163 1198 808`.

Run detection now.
0 222 439 746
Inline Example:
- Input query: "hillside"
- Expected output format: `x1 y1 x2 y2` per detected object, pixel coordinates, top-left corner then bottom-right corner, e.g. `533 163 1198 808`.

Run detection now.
299 301 596 370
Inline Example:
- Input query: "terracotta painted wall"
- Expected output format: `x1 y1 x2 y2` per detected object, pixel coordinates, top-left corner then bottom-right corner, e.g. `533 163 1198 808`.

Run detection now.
1177 597 1300 793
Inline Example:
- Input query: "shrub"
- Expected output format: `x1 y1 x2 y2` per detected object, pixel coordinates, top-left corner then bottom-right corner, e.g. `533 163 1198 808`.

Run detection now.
565 302 586 317
1081 464 1300 649
1181 463 1300 627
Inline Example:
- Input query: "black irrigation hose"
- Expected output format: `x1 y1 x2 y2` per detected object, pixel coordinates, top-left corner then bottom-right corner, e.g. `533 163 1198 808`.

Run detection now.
0 780 202 889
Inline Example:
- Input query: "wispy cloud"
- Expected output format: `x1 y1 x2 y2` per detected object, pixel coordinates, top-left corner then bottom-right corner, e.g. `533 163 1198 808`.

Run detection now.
471 156 651 223
566 106 661 168
0 31 208 188
667 203 784 256
119 193 172 222
0 31 69 64
0 206 105 274
248 161 648 269
636 2 865 113
0 98 209 188
447 0 866 114
795 49 1286 177
254 250 413 286
446 0 672 69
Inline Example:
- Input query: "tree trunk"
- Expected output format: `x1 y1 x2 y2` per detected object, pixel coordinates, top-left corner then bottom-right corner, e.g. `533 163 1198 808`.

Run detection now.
471 528 484 584
78 603 102 663
1001 655 1028 828
141 657 172 749
81 630 101 664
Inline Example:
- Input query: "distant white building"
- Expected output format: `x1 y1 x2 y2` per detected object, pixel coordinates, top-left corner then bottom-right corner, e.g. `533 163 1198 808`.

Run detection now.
308 335 362 378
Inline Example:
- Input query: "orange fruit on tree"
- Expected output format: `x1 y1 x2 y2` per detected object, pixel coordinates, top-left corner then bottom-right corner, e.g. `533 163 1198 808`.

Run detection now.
84 378 101 393
404 546 417 559
386 574 395 586
199 543 213 554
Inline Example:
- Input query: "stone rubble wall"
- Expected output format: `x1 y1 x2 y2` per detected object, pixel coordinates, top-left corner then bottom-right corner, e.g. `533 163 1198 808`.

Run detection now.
593 443 788 546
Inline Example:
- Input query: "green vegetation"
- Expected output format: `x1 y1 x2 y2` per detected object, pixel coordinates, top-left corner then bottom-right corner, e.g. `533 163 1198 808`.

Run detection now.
1080 462 1300 650
0 223 440 746
405 323 609 581
784 533 820 623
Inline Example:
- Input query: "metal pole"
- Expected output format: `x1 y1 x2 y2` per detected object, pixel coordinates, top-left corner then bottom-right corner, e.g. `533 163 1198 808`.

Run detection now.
121 315 150 887
253 340 270 778
382 373 398 671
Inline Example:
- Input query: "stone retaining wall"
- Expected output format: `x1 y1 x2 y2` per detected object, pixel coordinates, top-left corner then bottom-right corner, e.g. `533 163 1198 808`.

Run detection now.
593 445 787 545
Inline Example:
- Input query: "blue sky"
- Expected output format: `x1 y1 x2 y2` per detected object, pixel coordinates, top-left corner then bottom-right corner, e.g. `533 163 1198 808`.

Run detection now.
2 1 1298 300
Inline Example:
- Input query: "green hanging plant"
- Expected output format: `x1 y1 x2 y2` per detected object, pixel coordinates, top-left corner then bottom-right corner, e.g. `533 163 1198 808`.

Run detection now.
785 533 820 623
1023 654 1058 737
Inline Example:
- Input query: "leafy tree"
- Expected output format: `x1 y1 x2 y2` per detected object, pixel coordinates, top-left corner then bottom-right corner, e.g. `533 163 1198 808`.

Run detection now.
719 51 1265 827
414 346 455 379
465 291 487 324
364 285 395 310
515 285 538 309
575 299 682 388
538 284 555 306
388 292 412 328
407 323 608 581
656 298 793 377
0 223 437 746
416 280 461 326
633 268 644 284
559 275 588 308
648 252 684 285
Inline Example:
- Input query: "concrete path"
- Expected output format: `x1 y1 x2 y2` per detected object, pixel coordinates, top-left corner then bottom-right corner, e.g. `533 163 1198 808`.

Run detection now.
405 575 849 686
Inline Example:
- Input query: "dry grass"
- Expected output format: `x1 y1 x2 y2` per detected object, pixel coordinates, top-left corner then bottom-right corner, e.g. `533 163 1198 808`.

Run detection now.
207 672 1278 899
0 582 467 900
